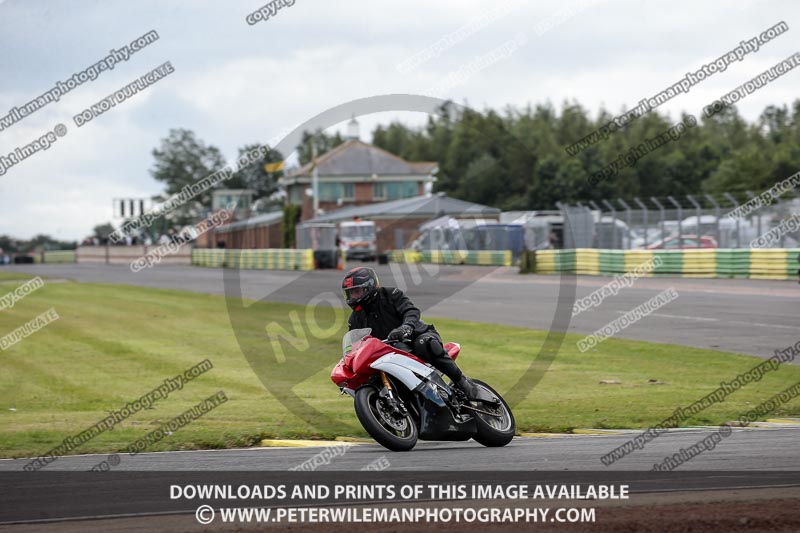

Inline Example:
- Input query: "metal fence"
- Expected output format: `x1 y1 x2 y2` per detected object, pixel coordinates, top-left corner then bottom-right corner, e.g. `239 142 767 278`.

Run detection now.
382 194 800 255
557 194 800 249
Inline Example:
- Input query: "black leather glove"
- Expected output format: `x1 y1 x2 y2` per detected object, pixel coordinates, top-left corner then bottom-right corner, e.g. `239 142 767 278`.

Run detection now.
388 324 413 341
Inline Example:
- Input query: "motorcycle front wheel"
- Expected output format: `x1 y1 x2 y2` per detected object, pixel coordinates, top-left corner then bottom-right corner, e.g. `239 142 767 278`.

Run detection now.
354 385 418 452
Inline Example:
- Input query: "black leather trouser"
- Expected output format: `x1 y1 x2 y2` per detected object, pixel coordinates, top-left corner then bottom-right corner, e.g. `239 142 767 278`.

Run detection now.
410 329 463 382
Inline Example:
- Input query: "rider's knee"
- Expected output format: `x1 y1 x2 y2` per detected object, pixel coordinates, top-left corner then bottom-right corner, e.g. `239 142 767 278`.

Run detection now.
416 332 444 358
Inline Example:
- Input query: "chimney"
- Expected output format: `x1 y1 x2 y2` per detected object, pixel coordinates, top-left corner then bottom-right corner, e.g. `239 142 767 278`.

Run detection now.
346 115 360 140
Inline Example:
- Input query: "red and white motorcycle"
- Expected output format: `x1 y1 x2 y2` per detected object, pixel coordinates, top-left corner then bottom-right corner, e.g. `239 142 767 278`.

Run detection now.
331 328 515 451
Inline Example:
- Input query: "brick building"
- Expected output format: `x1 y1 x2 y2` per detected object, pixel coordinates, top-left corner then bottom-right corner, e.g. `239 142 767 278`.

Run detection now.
211 210 283 249
208 119 497 253
279 118 437 221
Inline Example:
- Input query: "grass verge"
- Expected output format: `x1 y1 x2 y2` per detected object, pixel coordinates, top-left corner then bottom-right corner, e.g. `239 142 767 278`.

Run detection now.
0 278 798 458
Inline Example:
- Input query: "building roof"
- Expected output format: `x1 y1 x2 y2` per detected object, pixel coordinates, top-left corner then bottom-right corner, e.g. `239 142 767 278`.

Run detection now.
285 140 437 178
310 193 500 223
215 210 282 232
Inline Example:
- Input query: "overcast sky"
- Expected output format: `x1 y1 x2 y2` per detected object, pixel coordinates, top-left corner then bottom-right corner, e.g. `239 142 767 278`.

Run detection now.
0 0 798 240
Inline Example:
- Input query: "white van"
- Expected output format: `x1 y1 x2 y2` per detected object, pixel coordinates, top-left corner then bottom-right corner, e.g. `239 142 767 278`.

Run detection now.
339 220 377 261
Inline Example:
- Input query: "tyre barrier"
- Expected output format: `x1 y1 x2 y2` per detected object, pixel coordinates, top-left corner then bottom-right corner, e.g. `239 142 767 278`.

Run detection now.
388 249 512 267
520 248 800 280
388 250 423 264
192 249 314 271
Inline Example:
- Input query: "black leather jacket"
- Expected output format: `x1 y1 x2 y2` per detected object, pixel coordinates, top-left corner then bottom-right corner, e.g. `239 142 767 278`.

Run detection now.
347 287 430 340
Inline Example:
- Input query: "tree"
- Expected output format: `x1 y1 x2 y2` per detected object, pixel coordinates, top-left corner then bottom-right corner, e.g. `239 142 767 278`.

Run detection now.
365 98 800 210
297 129 345 165
93 223 115 243
228 143 285 208
150 129 227 207
27 234 77 251
460 153 502 206
0 235 19 253
282 205 302 248
147 129 229 233
372 122 416 156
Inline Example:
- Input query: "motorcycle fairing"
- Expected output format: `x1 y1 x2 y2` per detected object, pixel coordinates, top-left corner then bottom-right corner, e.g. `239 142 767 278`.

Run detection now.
369 352 434 391
371 354 476 441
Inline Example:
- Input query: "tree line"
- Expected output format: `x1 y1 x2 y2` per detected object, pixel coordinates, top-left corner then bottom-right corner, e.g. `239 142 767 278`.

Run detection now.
369 100 800 209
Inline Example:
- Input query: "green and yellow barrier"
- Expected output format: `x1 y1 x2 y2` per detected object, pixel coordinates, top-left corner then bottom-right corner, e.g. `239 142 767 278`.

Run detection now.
651 250 682 276
716 249 749 278
599 250 626 274
680 249 717 278
388 250 422 263
575 249 600 275
624 250 654 276
534 250 558 274
192 249 314 271
521 248 800 280
749 249 796 280
391 250 512 267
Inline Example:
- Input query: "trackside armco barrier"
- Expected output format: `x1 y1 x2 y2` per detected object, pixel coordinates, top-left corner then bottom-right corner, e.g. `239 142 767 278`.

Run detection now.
26 251 76 264
76 244 192 265
41 250 76 263
389 249 512 266
521 248 800 280
192 249 314 271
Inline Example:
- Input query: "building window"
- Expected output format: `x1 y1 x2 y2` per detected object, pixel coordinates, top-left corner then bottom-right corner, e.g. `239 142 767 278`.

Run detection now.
288 186 304 205
373 181 417 200
317 183 355 202
318 183 338 201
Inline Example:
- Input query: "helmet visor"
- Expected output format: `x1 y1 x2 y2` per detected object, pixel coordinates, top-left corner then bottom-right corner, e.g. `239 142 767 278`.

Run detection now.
343 286 368 302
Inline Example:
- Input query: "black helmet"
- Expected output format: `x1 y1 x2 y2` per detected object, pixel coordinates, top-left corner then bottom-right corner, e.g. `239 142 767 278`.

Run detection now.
342 267 379 310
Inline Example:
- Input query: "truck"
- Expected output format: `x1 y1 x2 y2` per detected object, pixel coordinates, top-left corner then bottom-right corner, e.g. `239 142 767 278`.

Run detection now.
339 219 377 261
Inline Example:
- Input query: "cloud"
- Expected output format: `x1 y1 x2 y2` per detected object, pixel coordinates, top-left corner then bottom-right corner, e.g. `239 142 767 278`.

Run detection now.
1 0 799 239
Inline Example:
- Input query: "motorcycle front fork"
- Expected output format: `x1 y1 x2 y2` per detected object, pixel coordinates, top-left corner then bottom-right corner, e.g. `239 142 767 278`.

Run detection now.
380 371 392 392
378 371 409 418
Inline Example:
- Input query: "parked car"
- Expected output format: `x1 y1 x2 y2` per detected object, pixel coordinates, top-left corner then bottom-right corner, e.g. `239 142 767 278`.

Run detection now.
630 227 666 249
646 235 717 249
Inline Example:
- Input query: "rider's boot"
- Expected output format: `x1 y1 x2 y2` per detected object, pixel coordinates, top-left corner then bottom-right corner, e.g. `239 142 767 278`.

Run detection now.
455 374 495 402
417 333 495 402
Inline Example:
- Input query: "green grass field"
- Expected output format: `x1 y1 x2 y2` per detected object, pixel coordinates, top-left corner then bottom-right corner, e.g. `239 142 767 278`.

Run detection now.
0 271 41 281
0 275 798 458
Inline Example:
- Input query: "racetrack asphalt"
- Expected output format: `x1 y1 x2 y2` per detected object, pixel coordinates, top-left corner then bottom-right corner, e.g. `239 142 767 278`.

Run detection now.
0 426 798 472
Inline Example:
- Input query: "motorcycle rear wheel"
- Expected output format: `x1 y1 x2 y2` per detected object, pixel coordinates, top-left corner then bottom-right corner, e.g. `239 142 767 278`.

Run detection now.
470 379 516 447
354 386 418 452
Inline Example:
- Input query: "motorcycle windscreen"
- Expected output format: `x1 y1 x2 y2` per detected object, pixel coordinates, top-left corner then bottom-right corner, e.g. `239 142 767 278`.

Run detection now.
342 328 372 358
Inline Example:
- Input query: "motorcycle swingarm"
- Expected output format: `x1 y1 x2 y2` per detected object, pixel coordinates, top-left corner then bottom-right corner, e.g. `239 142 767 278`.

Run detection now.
458 403 503 417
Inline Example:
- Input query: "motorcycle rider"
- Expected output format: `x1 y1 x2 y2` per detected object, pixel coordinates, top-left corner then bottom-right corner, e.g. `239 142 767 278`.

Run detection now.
341 266 485 400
